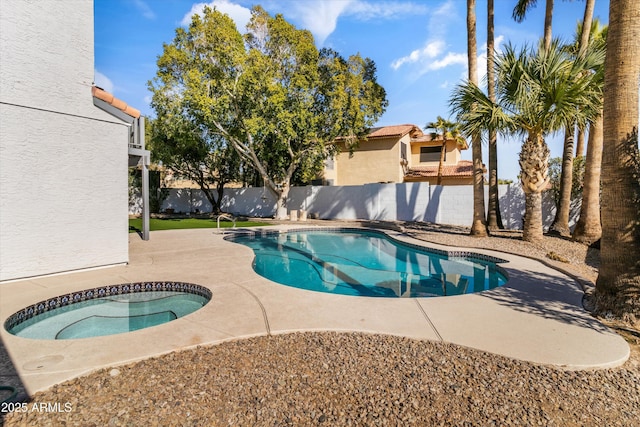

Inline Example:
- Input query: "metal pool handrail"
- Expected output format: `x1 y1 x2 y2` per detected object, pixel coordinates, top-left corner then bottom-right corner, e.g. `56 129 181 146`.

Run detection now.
217 214 236 232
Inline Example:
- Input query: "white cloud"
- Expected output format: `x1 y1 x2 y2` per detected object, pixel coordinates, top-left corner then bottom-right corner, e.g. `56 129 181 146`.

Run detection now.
429 52 467 71
390 2 507 84
391 40 445 70
390 0 462 73
133 0 155 20
287 0 429 45
289 0 353 45
181 0 252 32
347 1 429 20
94 69 114 93
428 0 457 37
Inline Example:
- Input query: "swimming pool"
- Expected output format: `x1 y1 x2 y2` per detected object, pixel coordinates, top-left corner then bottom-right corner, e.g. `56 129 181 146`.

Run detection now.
227 229 508 297
4 282 211 340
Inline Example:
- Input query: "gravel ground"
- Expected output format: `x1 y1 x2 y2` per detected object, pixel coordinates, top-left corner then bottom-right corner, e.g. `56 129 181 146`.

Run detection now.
3 221 639 426
4 332 640 426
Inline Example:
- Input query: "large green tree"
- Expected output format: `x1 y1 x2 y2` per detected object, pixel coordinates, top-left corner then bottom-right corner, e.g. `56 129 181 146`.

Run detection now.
149 6 387 219
147 101 242 214
595 0 640 321
450 40 603 242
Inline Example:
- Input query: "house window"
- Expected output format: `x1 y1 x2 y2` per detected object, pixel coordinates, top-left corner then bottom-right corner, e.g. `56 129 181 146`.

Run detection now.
420 146 443 163
400 142 407 161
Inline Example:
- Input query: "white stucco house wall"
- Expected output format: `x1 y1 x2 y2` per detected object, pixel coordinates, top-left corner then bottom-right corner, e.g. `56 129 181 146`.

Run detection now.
0 0 143 281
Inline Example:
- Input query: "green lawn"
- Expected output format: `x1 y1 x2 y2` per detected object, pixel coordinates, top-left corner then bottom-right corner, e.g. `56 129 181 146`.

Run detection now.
128 217 266 232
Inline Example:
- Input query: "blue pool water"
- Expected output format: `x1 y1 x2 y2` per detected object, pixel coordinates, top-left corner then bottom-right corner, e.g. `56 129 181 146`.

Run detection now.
229 229 507 298
6 287 210 340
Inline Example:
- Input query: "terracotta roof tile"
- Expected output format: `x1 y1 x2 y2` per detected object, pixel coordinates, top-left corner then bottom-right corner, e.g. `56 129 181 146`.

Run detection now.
366 124 421 139
410 134 437 143
92 86 141 118
405 160 475 179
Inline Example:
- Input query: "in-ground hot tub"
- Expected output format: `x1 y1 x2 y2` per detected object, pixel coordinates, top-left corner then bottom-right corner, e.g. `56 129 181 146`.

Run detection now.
4 282 211 340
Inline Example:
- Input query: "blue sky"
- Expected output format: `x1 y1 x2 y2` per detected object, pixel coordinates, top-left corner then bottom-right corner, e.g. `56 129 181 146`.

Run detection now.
94 0 609 181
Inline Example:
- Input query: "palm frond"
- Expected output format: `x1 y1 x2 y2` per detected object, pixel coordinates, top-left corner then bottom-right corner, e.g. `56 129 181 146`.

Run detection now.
449 81 513 139
512 0 538 23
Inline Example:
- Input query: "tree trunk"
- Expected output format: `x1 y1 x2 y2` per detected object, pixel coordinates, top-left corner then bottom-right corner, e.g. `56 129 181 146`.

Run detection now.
437 141 446 186
543 0 554 51
214 180 225 214
549 126 575 236
467 0 488 237
274 185 288 220
196 180 221 214
519 133 550 243
573 115 603 244
487 129 504 230
486 0 503 230
574 0 594 161
578 0 596 59
575 129 585 158
470 137 488 237
595 0 640 319
523 191 544 243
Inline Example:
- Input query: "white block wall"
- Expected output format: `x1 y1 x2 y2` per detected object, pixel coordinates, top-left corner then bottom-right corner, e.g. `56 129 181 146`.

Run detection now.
141 183 580 232
0 1 130 281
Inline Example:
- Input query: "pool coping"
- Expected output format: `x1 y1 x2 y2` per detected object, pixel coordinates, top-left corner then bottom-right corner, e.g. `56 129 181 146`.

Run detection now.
0 225 631 395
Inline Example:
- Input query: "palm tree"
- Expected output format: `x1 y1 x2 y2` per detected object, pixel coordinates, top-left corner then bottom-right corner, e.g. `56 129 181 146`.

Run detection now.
595 0 640 319
550 13 604 237
572 113 603 244
424 116 465 186
549 125 576 236
572 20 608 245
467 0 488 237
574 0 596 158
450 40 604 243
487 0 504 230
513 0 554 50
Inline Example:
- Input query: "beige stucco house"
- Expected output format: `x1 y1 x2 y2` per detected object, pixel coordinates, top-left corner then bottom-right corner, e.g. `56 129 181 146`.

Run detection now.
323 124 473 186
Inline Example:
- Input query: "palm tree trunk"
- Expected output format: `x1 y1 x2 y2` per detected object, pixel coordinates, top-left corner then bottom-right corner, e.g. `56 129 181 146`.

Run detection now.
549 125 575 236
520 133 550 243
467 0 488 237
595 0 640 318
573 114 603 244
578 0 596 59
523 192 544 242
543 0 554 50
575 129 586 158
487 0 503 230
487 130 504 229
437 141 446 186
512 0 554 49
574 0 595 161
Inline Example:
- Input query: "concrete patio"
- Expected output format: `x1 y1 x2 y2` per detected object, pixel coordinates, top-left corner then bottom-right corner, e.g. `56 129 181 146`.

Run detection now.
0 226 630 396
